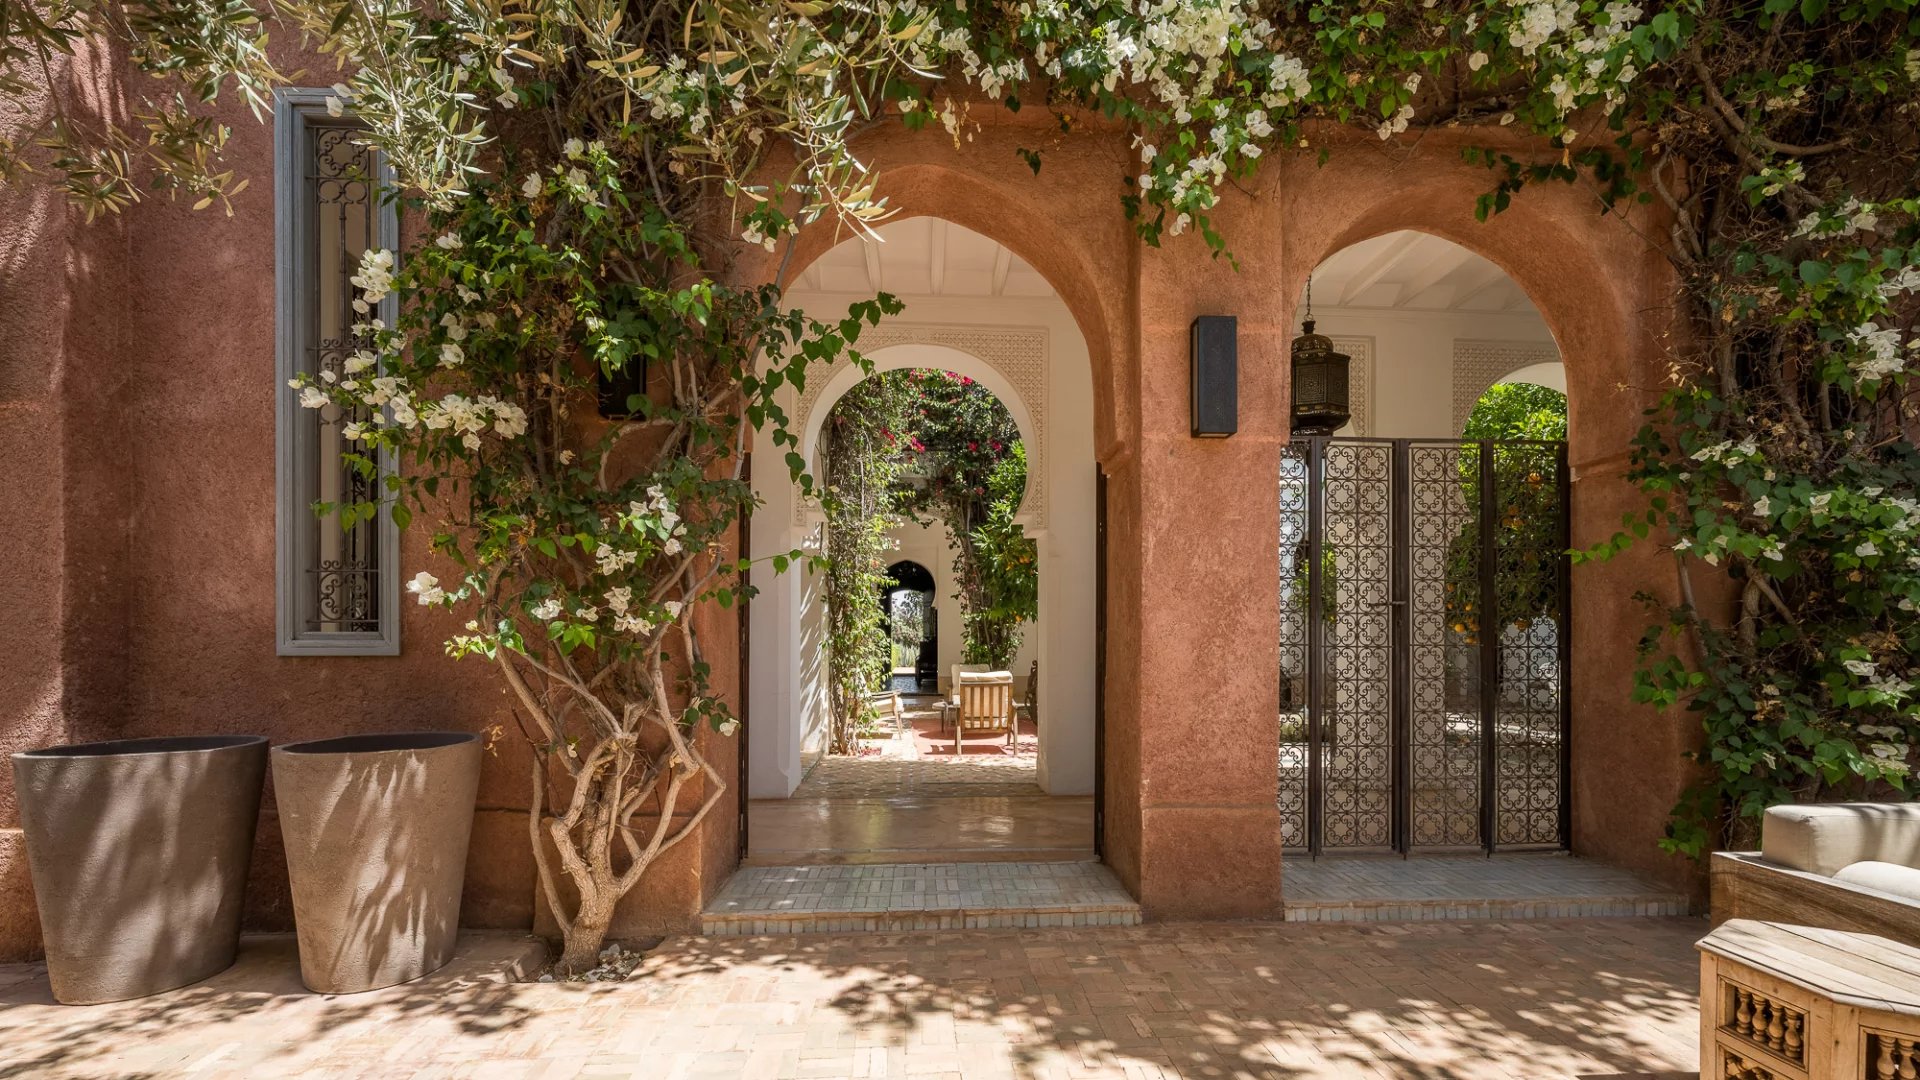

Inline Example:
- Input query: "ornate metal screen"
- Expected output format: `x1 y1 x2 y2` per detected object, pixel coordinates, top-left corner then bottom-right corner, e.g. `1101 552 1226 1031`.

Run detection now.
1278 437 1569 854
301 127 384 634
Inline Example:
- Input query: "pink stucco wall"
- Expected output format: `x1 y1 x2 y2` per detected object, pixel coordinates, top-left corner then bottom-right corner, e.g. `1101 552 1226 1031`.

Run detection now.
1 64 1702 959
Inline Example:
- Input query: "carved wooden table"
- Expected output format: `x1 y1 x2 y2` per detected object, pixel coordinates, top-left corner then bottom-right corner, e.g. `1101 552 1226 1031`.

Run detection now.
1699 919 1920 1079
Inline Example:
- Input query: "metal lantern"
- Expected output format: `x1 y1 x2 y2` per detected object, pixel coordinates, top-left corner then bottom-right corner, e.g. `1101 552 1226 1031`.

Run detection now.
1290 279 1351 436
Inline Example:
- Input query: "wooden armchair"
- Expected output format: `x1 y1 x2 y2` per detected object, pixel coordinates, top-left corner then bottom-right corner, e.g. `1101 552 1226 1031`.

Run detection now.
1013 660 1038 729
953 671 1015 753
940 663 993 731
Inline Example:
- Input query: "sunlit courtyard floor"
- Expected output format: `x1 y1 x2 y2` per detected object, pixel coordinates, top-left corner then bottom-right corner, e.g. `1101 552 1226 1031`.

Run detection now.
0 919 1705 1079
748 696 1096 865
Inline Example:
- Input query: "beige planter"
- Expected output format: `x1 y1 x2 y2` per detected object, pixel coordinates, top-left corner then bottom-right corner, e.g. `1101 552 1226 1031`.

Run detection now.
273 732 482 994
11 735 268 1004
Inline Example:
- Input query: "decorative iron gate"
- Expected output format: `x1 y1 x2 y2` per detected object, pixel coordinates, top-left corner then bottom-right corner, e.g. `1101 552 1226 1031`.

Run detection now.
1278 437 1570 855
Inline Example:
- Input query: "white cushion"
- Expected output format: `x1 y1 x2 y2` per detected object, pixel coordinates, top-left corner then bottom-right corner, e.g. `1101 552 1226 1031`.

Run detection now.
946 663 993 701
957 670 1012 684
1763 803 1920 877
1834 860 1920 902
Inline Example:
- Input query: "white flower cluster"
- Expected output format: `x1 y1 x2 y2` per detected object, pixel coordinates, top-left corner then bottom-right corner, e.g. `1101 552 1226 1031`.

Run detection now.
1878 266 1920 299
630 483 685 557
1498 0 1644 136
1690 437 1761 465
349 249 395 314
1793 197 1880 239
290 247 531 452
740 221 778 252
407 570 447 605
593 542 638 575
606 585 651 634
1847 322 1917 383
419 393 530 450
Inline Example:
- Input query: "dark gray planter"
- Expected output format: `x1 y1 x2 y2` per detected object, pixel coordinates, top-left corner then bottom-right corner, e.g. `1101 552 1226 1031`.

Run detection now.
11 735 268 1005
272 731 481 994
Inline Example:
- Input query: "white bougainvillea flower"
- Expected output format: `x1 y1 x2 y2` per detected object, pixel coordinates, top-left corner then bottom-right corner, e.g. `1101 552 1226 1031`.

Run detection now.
407 571 445 605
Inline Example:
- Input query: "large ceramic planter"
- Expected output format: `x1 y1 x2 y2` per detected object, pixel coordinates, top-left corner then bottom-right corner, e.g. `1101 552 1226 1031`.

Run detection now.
11 735 268 1005
272 731 481 994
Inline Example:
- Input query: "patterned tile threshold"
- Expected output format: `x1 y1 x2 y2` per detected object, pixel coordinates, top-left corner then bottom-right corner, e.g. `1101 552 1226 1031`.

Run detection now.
701 860 1141 935
1282 852 1691 923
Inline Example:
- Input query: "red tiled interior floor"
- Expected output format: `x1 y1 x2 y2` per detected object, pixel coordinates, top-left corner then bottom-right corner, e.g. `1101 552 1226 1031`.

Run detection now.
0 919 1706 1078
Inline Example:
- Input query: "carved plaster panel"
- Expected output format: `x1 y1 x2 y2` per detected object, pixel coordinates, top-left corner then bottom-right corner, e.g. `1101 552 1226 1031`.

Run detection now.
790 324 1049 530
1451 339 1562 433
1328 335 1375 437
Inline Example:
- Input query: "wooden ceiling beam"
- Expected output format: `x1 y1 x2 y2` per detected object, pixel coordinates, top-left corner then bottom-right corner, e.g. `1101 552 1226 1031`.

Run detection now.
1393 244 1477 307
1334 232 1424 305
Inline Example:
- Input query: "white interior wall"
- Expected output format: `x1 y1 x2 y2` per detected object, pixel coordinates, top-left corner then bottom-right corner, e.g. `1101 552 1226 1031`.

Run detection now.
748 290 1095 798
1310 305 1560 438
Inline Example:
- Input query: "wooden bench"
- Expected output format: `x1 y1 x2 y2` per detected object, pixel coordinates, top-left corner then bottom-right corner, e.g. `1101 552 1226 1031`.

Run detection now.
1698 919 1920 1078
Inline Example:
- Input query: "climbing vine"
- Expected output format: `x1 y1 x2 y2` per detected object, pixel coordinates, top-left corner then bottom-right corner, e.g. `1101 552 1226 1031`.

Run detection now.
822 374 913 754
5 0 1917 924
886 370 1037 668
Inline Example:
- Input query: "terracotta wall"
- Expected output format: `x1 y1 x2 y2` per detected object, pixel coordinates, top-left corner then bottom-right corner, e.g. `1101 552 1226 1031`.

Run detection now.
2 80 1697 959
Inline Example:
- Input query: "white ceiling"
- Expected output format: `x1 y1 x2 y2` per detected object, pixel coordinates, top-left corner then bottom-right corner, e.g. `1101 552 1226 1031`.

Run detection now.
793 218 1056 299
1306 230 1539 314
794 223 1535 315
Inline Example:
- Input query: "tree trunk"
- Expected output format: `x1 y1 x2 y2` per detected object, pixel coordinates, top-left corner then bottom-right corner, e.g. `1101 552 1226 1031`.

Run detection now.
555 891 616 973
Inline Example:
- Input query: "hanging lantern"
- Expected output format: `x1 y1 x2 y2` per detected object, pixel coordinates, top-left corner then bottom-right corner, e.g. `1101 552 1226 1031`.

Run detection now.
1290 278 1351 436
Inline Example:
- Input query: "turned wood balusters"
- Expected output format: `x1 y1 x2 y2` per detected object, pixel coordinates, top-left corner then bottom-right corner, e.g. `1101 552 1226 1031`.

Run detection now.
1728 983 1807 1065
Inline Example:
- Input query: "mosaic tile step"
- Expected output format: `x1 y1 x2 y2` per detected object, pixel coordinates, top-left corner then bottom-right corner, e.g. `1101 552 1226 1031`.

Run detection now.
701 860 1141 935
1281 852 1692 923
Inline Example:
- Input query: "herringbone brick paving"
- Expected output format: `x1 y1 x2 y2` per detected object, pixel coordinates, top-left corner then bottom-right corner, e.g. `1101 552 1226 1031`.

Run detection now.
0 918 1704 1079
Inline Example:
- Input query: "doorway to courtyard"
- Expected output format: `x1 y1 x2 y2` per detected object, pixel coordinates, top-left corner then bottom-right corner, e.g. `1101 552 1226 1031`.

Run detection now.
882 560 938 692
1276 230 1684 920
736 219 1102 886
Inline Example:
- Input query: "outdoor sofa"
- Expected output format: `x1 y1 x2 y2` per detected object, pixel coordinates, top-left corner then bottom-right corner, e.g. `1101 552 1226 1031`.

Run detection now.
1712 802 1920 949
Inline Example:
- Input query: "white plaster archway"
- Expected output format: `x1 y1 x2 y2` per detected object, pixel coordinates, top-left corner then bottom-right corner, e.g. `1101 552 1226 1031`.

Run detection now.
746 304 1096 807
1497 360 1569 394
791 330 1050 532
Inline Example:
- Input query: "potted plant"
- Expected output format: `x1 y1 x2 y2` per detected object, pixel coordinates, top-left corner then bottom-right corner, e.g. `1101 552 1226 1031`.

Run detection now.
271 731 482 994
11 735 268 1004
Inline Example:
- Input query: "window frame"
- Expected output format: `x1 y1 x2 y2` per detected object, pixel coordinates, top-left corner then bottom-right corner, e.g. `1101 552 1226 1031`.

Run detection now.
274 87 403 656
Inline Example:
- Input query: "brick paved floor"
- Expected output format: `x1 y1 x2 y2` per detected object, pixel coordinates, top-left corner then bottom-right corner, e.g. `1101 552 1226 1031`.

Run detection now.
0 919 1704 1079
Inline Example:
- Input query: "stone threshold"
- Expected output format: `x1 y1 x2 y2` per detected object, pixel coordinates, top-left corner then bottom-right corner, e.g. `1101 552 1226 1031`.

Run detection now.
741 846 1095 867
700 861 1142 936
1278 852 1693 924
1282 894 1691 923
